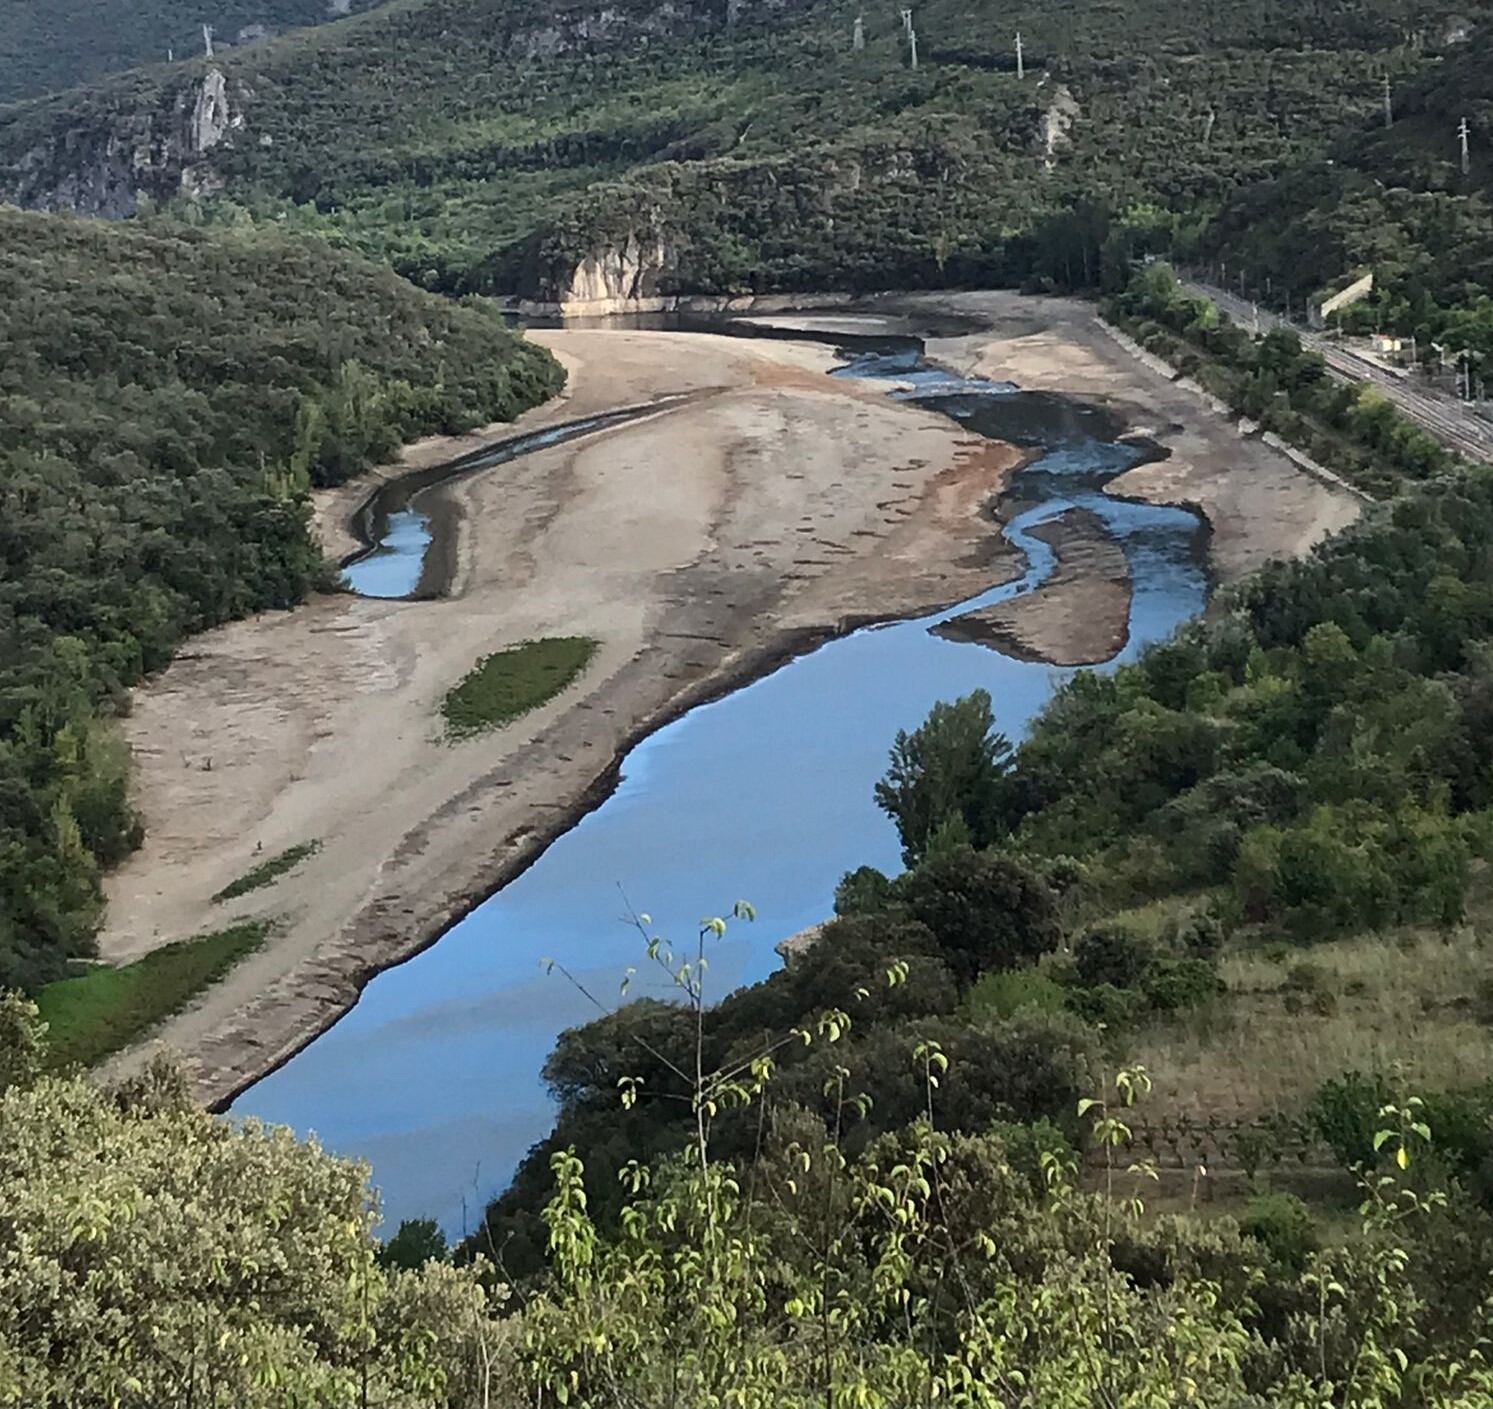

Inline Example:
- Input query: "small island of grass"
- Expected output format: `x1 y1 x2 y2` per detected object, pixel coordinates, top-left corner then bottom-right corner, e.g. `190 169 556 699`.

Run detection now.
36 921 272 1070
442 637 597 740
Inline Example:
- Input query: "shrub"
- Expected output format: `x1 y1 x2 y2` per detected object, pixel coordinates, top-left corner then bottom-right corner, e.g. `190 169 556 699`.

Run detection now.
1174 909 1227 960
835 865 896 917
965 968 1068 1025
902 849 1060 985
379 1218 449 1271
1067 983 1148 1029
1073 925 1152 990
1311 1071 1391 1169
1282 960 1337 1016
988 1118 1074 1195
1241 1192 1320 1272
1143 958 1223 1014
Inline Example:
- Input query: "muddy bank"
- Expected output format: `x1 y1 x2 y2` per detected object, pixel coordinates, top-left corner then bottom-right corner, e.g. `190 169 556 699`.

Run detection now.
934 508 1132 666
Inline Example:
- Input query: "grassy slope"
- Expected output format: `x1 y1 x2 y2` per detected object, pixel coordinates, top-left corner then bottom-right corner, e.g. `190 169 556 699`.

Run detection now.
36 921 271 1068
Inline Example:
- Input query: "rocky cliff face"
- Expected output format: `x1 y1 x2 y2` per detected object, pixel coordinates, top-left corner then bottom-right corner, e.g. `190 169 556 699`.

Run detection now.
549 232 675 313
1036 83 1080 171
0 68 245 217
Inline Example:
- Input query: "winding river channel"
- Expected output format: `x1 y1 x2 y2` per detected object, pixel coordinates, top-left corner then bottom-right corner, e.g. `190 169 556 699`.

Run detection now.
233 327 1209 1235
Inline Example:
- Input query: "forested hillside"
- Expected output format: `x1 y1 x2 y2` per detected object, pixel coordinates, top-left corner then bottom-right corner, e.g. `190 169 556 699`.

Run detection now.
0 0 1481 301
0 0 385 105
1205 33 1493 359
0 210 561 992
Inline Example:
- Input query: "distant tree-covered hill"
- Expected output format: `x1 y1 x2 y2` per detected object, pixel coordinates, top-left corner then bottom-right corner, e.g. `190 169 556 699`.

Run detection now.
0 0 386 105
1203 32 1493 360
0 0 1482 302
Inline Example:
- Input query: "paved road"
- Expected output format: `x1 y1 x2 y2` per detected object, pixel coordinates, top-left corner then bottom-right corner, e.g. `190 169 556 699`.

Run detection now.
1183 278 1493 464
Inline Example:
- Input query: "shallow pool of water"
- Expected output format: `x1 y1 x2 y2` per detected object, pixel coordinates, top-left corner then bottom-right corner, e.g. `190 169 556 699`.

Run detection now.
234 339 1207 1235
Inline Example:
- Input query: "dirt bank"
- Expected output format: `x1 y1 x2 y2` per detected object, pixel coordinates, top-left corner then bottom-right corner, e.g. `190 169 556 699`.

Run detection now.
933 508 1132 665
100 328 1024 1104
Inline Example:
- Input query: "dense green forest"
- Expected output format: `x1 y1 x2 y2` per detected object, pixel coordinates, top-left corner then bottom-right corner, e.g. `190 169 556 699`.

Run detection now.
1202 34 1493 360
0 208 561 991
0 0 385 104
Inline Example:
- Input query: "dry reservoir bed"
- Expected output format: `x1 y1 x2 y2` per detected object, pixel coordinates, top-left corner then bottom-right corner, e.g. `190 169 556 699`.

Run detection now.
97 298 1362 1104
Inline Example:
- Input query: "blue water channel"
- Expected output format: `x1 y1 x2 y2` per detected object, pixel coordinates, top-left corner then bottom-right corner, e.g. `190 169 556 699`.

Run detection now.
234 332 1209 1235
344 404 676 598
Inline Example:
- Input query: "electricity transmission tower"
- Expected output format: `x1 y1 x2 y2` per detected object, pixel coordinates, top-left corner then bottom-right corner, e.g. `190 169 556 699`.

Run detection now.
202 24 214 58
900 8 917 69
1460 117 1472 175
1382 75 1393 128
853 13 864 51
1016 31 1024 79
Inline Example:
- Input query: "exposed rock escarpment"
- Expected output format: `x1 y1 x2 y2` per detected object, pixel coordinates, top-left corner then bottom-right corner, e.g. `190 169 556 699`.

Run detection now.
0 68 245 217
556 231 675 313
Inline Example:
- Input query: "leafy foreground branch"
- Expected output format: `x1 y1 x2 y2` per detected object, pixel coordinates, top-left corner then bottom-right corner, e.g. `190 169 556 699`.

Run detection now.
5 919 1493 1405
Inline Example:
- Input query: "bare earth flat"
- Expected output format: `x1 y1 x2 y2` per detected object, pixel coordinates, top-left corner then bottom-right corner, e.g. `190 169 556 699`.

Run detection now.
99 297 1363 1103
100 328 1022 1102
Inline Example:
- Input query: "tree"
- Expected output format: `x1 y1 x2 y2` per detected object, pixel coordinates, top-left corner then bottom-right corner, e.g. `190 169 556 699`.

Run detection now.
0 997 508 1406
874 689 1013 867
1073 924 1152 990
379 1217 449 1271
901 848 1060 984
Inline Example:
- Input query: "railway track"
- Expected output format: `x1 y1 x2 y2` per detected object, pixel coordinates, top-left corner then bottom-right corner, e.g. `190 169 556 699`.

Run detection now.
1182 279 1493 465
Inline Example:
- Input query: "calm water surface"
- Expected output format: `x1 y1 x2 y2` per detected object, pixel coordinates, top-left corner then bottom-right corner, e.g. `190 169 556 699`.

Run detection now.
234 336 1208 1234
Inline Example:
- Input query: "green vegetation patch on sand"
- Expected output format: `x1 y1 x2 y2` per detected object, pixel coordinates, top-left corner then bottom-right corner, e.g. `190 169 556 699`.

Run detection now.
212 841 322 905
442 637 597 740
36 921 272 1070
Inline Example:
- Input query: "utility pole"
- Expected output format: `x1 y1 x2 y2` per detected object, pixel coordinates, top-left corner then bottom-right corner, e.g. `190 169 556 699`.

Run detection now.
1382 75 1393 128
1016 31 1024 79
1202 108 1216 146
852 13 864 51
909 24 918 69
202 23 214 58
1460 117 1471 175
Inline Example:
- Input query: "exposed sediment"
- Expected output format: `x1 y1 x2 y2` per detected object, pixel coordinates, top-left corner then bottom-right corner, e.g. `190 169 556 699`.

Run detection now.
933 508 1131 666
99 327 1022 1106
